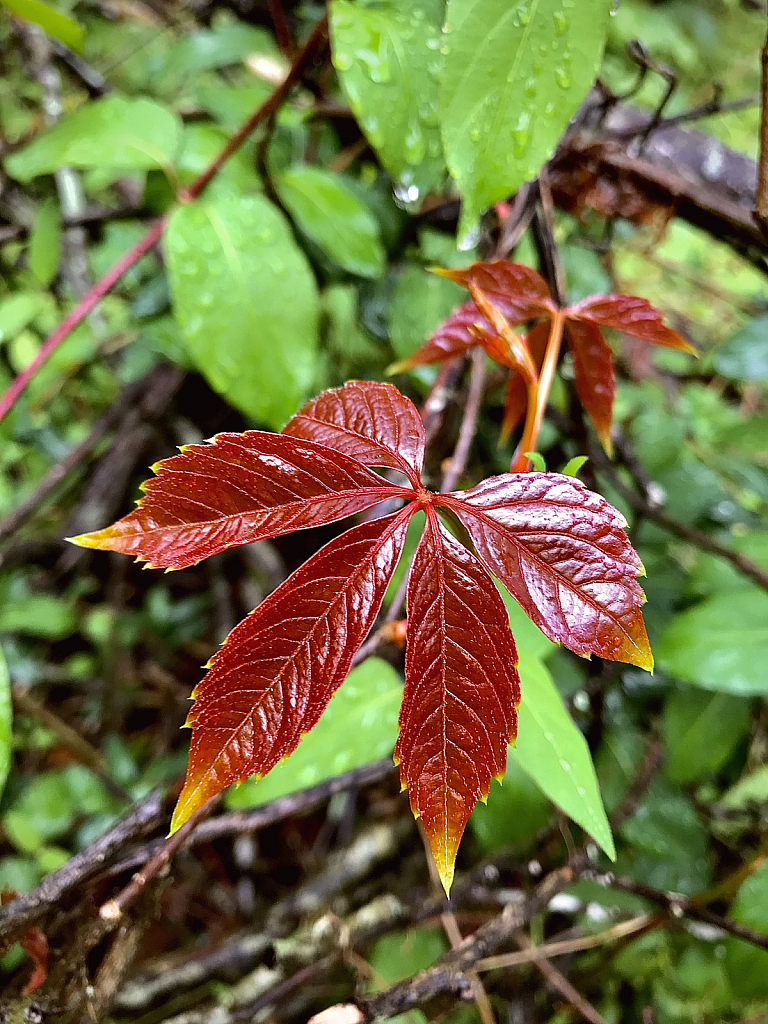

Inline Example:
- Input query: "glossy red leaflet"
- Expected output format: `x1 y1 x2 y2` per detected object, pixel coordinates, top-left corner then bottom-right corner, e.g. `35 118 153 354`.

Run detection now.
436 261 554 324
395 510 520 892
70 432 406 569
439 473 652 669
569 294 696 353
171 511 410 830
283 380 425 481
565 318 616 453
387 301 493 373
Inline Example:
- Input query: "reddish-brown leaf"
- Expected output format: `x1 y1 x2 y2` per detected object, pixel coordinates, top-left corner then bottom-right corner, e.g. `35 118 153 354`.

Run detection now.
439 474 652 669
395 509 520 893
436 260 554 324
500 321 550 443
569 294 696 353
21 926 49 994
282 380 425 481
171 511 410 830
387 301 493 373
565 319 616 453
69 433 406 569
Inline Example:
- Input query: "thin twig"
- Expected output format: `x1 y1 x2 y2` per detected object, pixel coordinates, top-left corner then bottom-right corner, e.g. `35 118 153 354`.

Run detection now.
267 0 294 58
99 795 222 922
475 915 655 973
440 348 487 493
511 932 607 1024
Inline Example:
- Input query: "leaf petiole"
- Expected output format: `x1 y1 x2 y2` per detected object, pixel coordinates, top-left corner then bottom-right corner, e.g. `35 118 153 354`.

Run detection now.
512 308 565 473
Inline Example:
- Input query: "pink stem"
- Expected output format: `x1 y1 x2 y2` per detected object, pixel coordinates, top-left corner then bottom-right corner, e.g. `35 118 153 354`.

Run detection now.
0 218 165 425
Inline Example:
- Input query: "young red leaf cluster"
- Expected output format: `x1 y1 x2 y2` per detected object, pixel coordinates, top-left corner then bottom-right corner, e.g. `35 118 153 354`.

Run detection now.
71 380 652 891
391 260 695 459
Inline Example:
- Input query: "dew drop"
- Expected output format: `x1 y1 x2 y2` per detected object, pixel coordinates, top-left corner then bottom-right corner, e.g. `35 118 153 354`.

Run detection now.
553 10 569 35
404 124 426 164
524 77 536 98
334 51 351 71
555 67 572 89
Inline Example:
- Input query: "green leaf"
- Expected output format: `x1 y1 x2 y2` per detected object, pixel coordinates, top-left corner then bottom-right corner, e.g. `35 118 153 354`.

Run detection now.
687 532 768 599
470 758 551 851
367 927 447 987
0 291 47 344
561 455 588 477
276 166 386 279
0 647 12 804
662 687 751 785
0 594 76 639
720 765 768 810
1 0 84 51
440 0 610 241
725 861 768 999
175 123 261 196
28 197 61 287
225 658 402 808
714 315 768 381
657 590 768 695
330 0 446 197
165 193 318 429
496 583 556 661
4 95 183 181
509 651 615 858
160 20 277 79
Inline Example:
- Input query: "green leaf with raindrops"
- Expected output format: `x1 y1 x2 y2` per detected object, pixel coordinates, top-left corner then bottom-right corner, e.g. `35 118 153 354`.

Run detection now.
4 95 183 181
224 658 402 808
165 193 318 429
329 0 446 200
509 651 615 859
440 0 611 242
276 166 386 279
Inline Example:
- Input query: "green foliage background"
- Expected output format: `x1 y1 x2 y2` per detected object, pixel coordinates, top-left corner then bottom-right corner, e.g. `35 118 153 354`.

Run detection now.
0 0 767 1017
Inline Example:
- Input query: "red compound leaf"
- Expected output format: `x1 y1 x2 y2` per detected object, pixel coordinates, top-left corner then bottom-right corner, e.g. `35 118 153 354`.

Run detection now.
283 380 425 481
565 318 616 453
70 433 405 569
569 294 696 353
387 301 493 373
171 511 410 830
440 473 652 670
394 509 520 892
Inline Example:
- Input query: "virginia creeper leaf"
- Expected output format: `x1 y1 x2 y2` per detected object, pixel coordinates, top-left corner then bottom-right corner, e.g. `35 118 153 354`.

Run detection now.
437 262 553 324
440 473 652 668
70 432 404 568
226 657 402 808
171 511 410 831
440 0 610 241
395 511 520 892
510 651 614 859
565 318 615 453
282 380 425 480
570 295 696 353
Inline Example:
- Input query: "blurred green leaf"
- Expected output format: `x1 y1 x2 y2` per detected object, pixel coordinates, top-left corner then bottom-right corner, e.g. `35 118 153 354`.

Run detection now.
165 192 318 429
658 590 768 694
0 594 76 639
510 651 614 859
687 533 768 598
725 861 768 998
496 583 556 661
0 292 46 344
1 0 84 51
4 95 183 180
441 0 610 241
663 687 750 785
197 82 274 132
330 0 446 197
0 647 12 803
3 765 114 852
161 19 277 78
226 658 402 808
277 166 386 279
175 123 261 196
720 765 768 810
714 316 768 381
27 197 61 287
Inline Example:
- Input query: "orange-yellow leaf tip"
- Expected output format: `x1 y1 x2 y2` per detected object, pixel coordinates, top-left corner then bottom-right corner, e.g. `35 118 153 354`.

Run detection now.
427 265 454 279
386 358 410 375
432 844 457 896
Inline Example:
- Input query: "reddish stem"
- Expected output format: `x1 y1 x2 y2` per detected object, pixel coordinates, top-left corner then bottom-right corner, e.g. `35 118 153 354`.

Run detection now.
0 219 165 425
512 310 565 472
267 0 294 58
0 16 329 427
